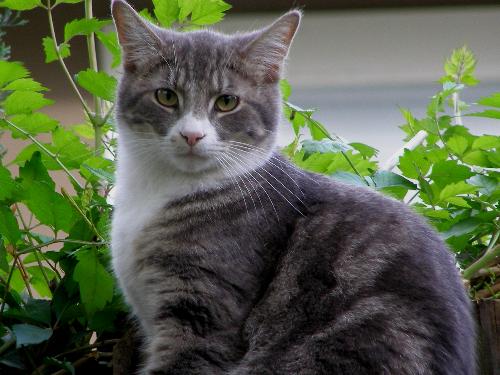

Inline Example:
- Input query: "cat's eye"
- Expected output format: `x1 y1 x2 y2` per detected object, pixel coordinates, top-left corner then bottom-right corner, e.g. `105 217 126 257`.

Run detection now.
214 95 239 112
155 88 178 108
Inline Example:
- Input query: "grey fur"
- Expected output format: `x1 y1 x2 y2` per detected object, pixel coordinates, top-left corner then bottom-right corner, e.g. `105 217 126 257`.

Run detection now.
111 1 476 374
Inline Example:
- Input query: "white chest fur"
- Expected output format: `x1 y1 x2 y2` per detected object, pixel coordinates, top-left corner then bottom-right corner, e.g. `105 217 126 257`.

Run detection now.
110 144 224 334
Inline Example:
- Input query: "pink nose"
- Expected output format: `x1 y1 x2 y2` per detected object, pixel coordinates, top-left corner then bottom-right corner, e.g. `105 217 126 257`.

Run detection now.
180 131 205 146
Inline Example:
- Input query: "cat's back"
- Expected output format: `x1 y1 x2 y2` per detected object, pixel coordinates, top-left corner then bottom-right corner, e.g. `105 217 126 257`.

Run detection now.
238 163 476 374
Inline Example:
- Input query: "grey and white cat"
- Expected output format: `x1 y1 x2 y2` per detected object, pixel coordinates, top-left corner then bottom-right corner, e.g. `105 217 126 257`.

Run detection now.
110 1 476 374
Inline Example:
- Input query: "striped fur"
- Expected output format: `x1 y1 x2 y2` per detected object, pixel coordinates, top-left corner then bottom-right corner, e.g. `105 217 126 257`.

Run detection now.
111 1 476 374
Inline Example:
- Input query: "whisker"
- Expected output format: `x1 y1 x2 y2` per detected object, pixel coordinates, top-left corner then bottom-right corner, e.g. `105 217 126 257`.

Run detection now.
221 151 280 223
224 148 306 208
227 144 305 197
215 155 250 218
219 152 269 225
218 153 258 216
222 149 303 217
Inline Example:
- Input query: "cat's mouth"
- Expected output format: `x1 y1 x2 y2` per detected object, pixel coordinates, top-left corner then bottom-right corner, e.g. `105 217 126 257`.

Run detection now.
177 148 210 159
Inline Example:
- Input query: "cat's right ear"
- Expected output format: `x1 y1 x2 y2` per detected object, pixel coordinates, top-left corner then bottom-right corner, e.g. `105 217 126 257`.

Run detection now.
111 0 163 72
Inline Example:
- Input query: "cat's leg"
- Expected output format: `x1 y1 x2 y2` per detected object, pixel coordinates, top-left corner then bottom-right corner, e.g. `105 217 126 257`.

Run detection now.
141 325 242 375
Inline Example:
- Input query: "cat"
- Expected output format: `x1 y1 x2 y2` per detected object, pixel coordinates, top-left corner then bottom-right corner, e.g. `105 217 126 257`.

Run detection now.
110 0 476 374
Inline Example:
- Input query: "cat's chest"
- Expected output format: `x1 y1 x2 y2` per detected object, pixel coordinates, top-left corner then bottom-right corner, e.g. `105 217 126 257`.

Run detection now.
111 189 167 281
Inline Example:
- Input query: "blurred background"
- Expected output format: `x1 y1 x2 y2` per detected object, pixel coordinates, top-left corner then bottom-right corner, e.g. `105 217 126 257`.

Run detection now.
4 0 500 162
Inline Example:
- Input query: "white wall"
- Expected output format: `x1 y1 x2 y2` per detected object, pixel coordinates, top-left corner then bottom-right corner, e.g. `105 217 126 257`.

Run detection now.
215 7 500 161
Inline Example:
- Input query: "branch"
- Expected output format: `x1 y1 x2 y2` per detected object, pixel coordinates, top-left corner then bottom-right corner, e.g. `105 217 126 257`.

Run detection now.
84 0 104 155
381 130 428 171
47 0 93 118
1 117 83 189
463 241 500 280
17 238 107 255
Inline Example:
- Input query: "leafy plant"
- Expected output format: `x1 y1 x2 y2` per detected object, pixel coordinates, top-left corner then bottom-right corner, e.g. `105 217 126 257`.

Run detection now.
282 46 499 299
0 0 498 373
0 0 232 373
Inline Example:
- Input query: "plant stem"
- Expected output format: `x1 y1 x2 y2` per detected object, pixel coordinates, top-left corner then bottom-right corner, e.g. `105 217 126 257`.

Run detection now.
85 0 104 155
17 239 107 255
15 203 51 288
61 188 105 241
1 117 83 189
0 255 17 315
47 0 93 118
463 232 500 280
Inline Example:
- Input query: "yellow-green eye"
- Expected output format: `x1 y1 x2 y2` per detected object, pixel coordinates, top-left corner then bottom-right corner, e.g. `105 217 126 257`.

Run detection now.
155 88 178 107
215 95 239 112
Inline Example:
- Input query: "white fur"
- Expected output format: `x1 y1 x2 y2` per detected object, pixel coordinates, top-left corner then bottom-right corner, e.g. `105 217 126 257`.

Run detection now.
111 115 222 334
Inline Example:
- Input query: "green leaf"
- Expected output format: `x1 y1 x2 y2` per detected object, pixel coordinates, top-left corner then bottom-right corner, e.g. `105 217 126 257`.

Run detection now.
0 236 8 272
64 18 111 42
415 207 450 220
24 182 76 232
2 91 54 115
445 196 470 208
0 164 17 201
8 113 59 139
442 217 481 239
42 37 71 63
4 299 51 325
72 123 94 139
152 0 180 28
19 152 55 190
398 148 430 179
349 143 378 158
463 150 490 167
439 181 478 201
96 31 121 68
2 78 47 92
0 61 29 88
472 135 499 150
477 92 500 108
0 0 41 10
81 162 115 184
467 110 500 119
301 139 351 160
446 135 469 156
55 0 83 4
12 324 52 348
75 69 117 102
372 170 416 189
330 171 367 187
73 249 114 316
429 160 474 188
379 186 408 200
51 127 93 169
28 267 54 298
442 46 477 85
0 205 21 244
280 79 292 101
190 0 231 25
467 175 498 195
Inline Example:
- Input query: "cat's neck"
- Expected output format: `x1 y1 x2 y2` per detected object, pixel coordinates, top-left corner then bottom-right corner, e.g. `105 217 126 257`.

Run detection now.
113 138 225 208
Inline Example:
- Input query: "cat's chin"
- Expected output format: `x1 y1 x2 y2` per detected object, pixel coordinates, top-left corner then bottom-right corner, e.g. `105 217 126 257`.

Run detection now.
167 153 218 175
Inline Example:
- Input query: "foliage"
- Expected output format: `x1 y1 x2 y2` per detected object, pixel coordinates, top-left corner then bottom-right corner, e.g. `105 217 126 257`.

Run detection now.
0 0 497 373
0 0 231 373
282 47 499 299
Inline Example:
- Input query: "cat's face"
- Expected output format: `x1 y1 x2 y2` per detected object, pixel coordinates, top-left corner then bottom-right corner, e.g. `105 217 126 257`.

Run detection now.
112 0 300 174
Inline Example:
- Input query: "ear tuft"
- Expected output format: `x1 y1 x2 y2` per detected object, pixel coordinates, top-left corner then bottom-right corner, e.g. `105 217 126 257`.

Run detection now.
242 10 302 82
111 0 163 72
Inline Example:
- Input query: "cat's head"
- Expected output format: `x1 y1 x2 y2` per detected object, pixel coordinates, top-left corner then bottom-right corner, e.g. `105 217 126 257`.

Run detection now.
112 0 300 175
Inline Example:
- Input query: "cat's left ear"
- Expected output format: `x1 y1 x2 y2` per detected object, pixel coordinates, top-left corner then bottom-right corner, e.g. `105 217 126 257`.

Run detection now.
241 10 301 82
111 0 164 72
